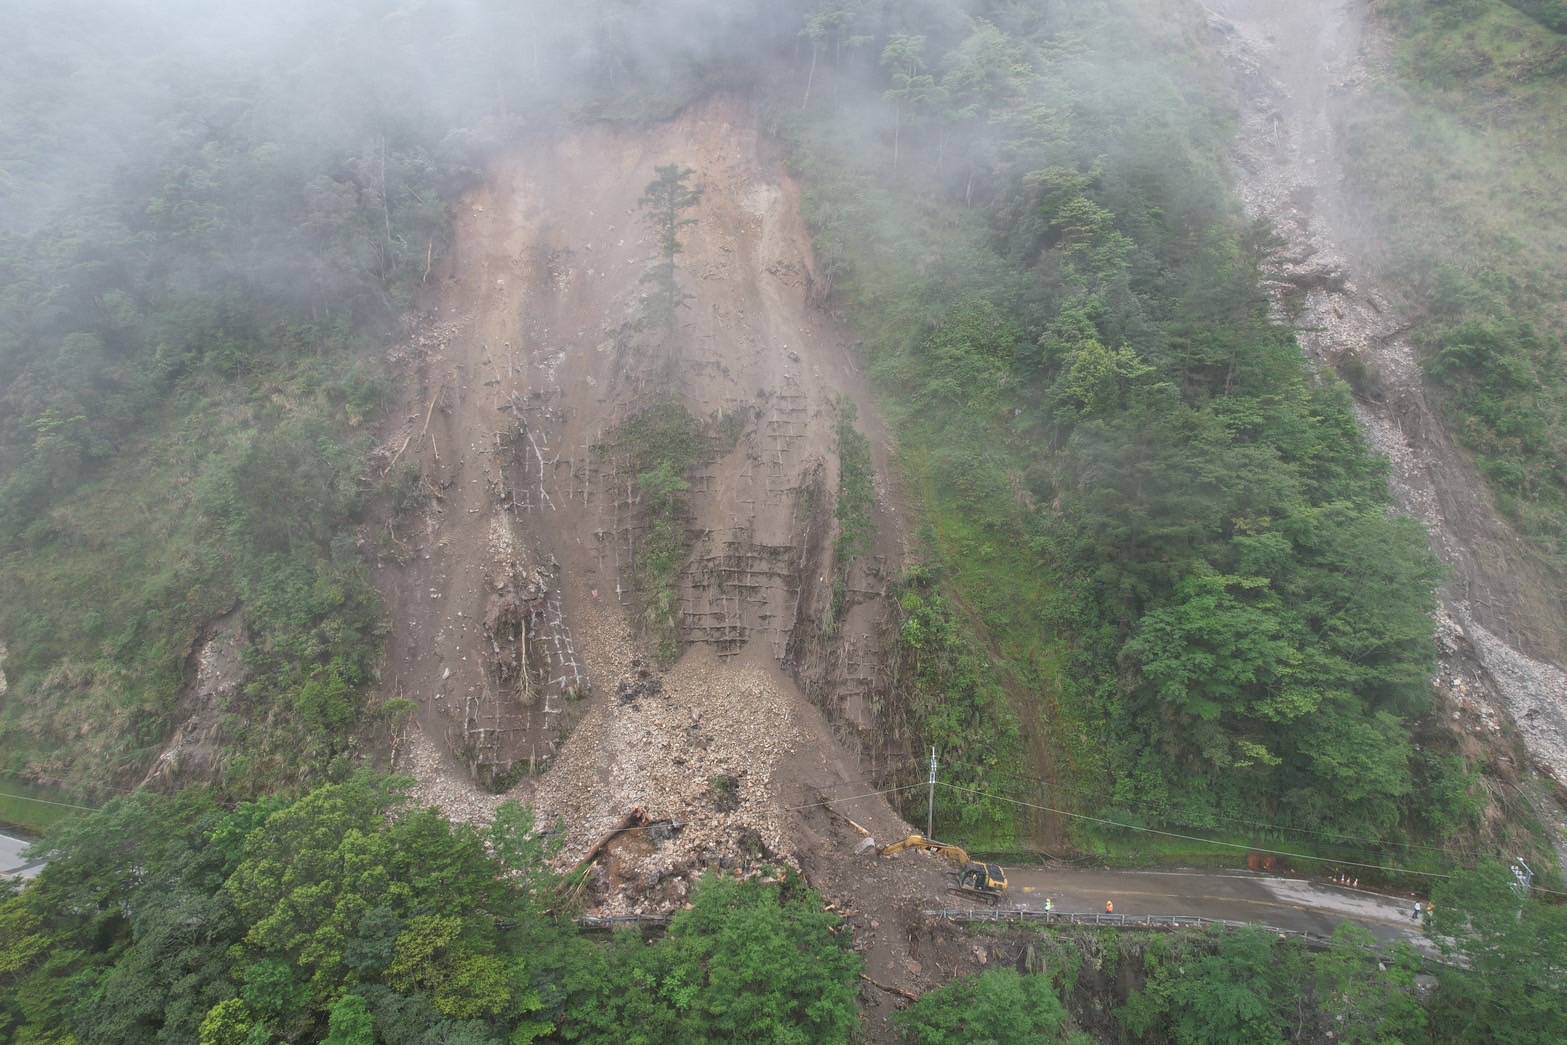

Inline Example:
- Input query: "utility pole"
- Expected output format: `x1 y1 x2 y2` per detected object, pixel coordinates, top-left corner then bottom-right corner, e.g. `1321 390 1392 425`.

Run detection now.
926 747 937 839
1514 857 1535 894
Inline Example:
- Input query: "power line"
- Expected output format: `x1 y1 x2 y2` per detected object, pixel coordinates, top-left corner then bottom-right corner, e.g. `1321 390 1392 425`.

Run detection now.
1194 811 1479 858
544 782 929 842
0 767 928 825
0 790 100 813
998 771 1481 859
807 754 939 793
938 780 1452 877
938 781 1567 898
7 775 1553 897
784 782 926 813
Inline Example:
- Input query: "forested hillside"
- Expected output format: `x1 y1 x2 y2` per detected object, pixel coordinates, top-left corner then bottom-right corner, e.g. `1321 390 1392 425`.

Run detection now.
771 0 1457 848
1351 0 1567 568
5 0 1567 1039
0 0 1537 856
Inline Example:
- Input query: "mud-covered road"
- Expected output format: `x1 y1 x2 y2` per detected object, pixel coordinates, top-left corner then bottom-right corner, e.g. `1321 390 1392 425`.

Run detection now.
1002 866 1428 947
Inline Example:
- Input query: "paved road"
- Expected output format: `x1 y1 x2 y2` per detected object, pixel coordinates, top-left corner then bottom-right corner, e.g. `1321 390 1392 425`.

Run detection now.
1001 867 1428 947
0 831 44 880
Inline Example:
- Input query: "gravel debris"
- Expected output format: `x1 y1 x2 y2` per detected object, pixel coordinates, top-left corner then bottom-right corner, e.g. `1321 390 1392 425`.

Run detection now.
616 666 663 705
404 723 505 826
531 644 808 914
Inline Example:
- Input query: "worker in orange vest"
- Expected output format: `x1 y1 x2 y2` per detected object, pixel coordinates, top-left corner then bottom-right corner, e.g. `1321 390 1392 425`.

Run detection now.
1105 899 1115 914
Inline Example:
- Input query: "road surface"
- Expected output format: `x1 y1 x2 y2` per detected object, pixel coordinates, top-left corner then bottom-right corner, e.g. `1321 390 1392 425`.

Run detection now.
1000 866 1427 947
0 830 43 880
0 823 1429 950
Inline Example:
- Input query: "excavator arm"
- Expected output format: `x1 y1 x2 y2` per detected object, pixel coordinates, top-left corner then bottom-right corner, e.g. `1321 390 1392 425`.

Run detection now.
876 834 1008 905
876 834 973 865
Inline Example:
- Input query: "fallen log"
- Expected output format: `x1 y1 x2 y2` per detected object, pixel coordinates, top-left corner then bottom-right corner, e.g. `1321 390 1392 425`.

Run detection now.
421 385 443 436
385 384 446 476
815 791 872 837
860 974 919 1003
561 807 652 887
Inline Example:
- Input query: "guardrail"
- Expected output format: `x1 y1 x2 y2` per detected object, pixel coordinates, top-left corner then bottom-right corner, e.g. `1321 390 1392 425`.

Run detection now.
576 910 1325 942
922 908 1332 945
576 914 673 931
923 907 1463 971
584 910 1330 944
581 908 1450 969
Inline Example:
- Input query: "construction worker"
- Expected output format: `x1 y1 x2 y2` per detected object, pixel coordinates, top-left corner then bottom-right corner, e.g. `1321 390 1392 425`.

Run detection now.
1044 897 1054 914
1105 899 1115 914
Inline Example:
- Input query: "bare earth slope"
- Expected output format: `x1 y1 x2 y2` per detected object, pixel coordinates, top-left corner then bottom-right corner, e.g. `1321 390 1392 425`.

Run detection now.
1207 0 1567 852
378 95 907 787
372 97 941 1018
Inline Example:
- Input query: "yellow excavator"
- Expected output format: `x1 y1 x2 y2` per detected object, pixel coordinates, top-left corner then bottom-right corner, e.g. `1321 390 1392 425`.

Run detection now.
877 835 1009 906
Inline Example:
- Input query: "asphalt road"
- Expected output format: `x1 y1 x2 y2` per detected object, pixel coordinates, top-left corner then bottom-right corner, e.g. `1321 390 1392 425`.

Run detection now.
0 831 43 880
997 866 1428 946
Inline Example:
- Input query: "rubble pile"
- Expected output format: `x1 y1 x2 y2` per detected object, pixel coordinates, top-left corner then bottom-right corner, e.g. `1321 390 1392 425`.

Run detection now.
615 665 663 705
531 646 809 914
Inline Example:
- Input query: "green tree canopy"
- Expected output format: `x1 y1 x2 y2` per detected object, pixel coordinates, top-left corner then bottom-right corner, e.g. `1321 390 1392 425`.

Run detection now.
896 968 1072 1044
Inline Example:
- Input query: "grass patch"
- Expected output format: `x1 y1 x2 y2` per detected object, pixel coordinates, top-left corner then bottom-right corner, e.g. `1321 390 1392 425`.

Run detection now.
826 398 875 633
0 777 85 835
0 344 388 797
